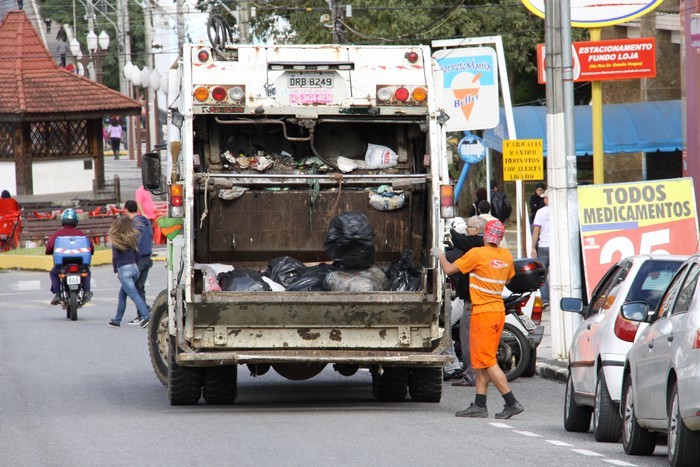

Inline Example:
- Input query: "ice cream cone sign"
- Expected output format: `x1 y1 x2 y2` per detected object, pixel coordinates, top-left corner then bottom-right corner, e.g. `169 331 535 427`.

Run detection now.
433 47 499 132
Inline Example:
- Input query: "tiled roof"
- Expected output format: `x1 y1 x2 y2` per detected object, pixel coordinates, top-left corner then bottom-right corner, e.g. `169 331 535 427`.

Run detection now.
0 10 141 119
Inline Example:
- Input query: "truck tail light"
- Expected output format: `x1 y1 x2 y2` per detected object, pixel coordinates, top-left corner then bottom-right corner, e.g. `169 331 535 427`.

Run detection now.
440 185 454 218
694 330 700 349
169 184 184 218
405 50 419 63
211 86 227 101
395 87 409 102
194 87 209 102
614 313 640 343
530 295 543 325
197 49 210 62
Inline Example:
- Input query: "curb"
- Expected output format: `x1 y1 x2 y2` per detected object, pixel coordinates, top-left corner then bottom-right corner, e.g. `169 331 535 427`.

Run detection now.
0 250 166 271
536 360 568 382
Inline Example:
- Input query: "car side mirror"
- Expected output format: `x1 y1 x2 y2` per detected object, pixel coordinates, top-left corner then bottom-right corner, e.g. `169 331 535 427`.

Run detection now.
142 152 162 193
560 297 583 314
620 302 649 322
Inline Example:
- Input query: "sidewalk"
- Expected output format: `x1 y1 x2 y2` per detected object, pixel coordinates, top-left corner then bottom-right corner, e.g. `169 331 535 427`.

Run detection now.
535 306 568 382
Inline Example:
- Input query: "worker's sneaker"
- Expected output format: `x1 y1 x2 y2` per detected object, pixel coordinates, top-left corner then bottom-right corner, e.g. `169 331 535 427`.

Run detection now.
128 317 143 326
82 291 93 304
495 401 524 419
139 318 149 329
107 319 120 328
50 294 61 305
455 403 488 418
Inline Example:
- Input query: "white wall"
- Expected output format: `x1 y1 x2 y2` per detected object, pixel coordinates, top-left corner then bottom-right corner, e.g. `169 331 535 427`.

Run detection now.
32 159 94 195
0 161 17 195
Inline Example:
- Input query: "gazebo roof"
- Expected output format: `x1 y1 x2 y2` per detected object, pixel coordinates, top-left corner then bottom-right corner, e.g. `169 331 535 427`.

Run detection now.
0 10 141 121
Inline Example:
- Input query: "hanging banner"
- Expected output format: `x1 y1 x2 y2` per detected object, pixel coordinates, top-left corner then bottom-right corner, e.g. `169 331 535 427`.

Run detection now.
433 47 499 131
521 0 665 28
577 178 699 297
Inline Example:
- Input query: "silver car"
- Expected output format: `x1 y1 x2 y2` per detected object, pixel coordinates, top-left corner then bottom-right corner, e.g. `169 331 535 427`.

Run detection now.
621 255 700 465
561 255 685 442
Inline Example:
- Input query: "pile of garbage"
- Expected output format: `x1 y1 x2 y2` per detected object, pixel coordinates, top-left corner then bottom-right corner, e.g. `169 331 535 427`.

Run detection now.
201 212 421 293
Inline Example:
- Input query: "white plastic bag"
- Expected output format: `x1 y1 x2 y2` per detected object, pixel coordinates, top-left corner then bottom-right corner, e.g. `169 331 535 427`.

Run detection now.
364 144 398 169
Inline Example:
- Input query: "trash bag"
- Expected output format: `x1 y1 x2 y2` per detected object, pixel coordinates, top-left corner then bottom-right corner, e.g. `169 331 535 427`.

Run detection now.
324 265 389 292
266 256 307 288
218 269 272 292
324 212 376 269
385 250 422 291
286 263 338 291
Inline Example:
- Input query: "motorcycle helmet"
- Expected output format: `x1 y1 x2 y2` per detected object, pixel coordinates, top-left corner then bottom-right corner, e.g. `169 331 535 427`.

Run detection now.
61 208 79 227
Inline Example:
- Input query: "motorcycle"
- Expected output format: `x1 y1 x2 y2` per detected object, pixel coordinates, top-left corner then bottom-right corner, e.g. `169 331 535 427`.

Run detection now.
450 258 546 382
53 236 93 321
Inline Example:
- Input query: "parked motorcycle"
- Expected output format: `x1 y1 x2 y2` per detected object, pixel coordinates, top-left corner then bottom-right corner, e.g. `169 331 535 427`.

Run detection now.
451 258 546 382
53 236 92 321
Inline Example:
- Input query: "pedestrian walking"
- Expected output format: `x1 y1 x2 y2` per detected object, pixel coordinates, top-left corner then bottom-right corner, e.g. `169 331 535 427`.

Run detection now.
56 25 68 42
489 180 512 224
107 118 123 160
432 220 525 419
531 189 551 307
122 200 153 325
107 216 150 328
56 39 68 68
135 185 156 220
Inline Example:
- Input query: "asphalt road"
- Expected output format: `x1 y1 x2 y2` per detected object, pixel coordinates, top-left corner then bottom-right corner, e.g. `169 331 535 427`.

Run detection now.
0 264 669 467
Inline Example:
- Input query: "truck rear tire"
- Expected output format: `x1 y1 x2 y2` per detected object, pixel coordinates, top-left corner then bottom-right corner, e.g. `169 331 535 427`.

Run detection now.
203 365 238 404
408 367 442 402
372 367 408 402
148 290 169 386
168 340 203 405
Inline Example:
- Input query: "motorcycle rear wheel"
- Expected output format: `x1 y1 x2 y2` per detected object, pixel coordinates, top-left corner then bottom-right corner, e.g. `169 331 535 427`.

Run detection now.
498 322 530 381
68 290 78 321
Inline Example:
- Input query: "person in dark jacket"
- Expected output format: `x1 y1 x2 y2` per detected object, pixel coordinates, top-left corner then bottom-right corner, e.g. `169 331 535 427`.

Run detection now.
122 200 153 325
107 216 150 328
528 182 546 229
45 209 94 305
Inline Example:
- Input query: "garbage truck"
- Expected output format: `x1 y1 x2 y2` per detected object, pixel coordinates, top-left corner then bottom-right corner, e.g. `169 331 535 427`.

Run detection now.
142 38 458 405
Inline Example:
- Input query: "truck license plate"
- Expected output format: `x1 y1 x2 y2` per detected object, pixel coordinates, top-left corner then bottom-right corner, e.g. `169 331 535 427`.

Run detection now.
67 275 81 285
288 73 333 88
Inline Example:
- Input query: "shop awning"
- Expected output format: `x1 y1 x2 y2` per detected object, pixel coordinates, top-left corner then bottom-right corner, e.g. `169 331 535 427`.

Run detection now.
482 100 682 156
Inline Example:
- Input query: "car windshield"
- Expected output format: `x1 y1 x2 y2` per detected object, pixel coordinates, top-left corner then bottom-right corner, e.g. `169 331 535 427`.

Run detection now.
625 260 683 310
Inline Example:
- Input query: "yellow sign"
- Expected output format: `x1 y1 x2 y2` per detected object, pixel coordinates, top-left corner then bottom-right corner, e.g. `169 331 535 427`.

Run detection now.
502 139 543 181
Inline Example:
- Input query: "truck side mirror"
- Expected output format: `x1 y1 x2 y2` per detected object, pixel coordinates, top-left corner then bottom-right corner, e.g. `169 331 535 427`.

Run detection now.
142 152 162 192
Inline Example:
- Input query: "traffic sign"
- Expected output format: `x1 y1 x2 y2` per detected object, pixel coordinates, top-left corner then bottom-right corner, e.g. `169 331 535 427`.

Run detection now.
521 0 665 28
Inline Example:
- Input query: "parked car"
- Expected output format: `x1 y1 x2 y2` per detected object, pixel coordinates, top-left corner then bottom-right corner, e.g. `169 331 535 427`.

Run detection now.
621 254 700 465
561 255 686 442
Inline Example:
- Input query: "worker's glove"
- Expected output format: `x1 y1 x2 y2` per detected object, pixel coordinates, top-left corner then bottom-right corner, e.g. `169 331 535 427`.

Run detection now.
430 247 443 259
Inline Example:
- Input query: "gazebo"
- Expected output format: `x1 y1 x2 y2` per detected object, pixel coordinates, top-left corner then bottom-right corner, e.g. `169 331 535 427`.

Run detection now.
0 10 141 196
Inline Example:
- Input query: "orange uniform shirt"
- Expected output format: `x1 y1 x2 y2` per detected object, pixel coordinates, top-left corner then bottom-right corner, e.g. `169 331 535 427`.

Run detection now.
453 245 515 315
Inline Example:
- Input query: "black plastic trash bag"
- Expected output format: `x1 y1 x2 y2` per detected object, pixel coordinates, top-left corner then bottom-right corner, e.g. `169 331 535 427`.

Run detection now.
266 256 307 288
324 212 376 269
324 265 389 292
385 250 422 291
286 263 338 291
218 269 272 292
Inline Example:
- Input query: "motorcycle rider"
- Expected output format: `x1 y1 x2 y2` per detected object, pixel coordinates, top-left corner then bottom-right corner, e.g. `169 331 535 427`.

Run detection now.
45 209 94 305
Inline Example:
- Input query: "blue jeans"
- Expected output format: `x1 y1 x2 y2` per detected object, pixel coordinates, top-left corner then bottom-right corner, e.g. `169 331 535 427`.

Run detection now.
113 264 151 324
537 245 550 303
135 255 153 313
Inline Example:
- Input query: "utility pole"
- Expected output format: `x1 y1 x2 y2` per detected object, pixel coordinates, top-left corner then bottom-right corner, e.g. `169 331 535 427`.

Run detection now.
545 0 581 359
238 0 250 44
177 0 185 55
329 0 345 44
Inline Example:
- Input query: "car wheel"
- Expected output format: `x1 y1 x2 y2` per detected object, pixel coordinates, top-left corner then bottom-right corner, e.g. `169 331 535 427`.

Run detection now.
668 382 700 466
593 368 622 442
621 373 656 455
564 371 592 432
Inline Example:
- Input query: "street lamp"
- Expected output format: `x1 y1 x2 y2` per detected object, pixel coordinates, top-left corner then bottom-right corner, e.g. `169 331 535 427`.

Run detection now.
87 30 110 83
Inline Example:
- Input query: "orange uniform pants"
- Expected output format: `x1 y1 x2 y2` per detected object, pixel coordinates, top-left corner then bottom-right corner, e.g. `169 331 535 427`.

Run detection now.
469 311 505 369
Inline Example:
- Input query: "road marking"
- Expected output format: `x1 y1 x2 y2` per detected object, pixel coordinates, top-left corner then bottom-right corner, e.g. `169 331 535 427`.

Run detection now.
545 440 573 446
601 460 637 466
571 449 604 456
16 280 42 291
489 423 512 428
513 430 542 437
